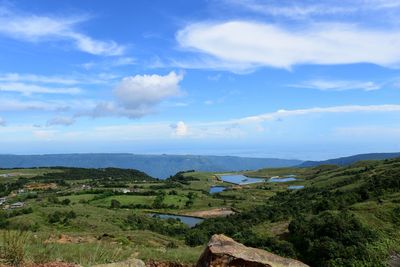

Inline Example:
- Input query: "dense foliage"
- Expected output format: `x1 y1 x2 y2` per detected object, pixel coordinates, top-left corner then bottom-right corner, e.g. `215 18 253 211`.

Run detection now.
183 158 400 266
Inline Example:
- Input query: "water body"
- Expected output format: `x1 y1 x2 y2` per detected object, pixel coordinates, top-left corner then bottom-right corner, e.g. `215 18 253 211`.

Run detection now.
209 186 227 194
219 174 265 185
268 176 298 183
288 185 305 190
149 213 204 228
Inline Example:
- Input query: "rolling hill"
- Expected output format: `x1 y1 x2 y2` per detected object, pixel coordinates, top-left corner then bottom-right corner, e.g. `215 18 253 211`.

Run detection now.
299 152 400 167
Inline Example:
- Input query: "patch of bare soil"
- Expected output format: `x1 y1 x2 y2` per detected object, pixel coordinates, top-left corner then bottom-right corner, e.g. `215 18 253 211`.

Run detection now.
184 208 235 218
25 183 57 190
45 234 97 244
389 253 400 267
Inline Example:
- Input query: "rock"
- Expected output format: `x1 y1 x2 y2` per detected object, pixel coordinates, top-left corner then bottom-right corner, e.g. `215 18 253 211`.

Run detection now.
196 234 309 267
93 259 145 267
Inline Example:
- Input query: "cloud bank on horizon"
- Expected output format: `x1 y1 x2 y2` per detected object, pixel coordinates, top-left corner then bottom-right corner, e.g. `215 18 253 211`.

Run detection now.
0 0 399 159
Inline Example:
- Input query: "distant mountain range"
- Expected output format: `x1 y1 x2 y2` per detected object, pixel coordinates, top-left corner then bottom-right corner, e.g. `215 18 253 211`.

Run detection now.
299 152 400 167
0 153 302 178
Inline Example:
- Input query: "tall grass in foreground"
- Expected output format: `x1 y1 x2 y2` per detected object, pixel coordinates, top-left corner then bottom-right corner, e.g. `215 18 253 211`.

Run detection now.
0 230 29 267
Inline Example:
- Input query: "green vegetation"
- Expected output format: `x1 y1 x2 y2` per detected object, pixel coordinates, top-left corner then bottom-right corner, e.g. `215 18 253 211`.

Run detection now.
0 160 400 266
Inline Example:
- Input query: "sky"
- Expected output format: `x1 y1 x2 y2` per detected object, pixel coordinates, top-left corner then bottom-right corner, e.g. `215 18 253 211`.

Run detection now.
0 0 400 160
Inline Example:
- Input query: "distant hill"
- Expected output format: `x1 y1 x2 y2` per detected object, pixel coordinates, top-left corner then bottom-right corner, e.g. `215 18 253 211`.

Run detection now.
299 152 400 167
0 153 302 178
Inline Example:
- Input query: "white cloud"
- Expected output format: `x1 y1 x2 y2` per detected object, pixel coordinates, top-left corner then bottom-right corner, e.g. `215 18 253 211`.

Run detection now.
177 21 400 70
0 73 79 85
290 79 381 91
0 117 6 126
171 121 188 136
0 97 96 112
46 116 76 126
0 72 120 85
0 82 82 96
112 57 136 66
232 104 400 125
85 71 184 118
0 8 124 56
226 0 400 18
114 71 183 109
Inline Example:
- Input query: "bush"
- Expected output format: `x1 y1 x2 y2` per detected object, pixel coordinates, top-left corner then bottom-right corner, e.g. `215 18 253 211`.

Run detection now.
288 211 377 266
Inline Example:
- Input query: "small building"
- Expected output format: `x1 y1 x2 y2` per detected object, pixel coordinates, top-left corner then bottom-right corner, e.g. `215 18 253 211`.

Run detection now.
121 188 130 194
0 197 6 205
10 202 24 209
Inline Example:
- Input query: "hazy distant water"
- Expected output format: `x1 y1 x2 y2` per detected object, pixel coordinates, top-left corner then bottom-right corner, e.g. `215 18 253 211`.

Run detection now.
219 174 265 185
209 186 227 194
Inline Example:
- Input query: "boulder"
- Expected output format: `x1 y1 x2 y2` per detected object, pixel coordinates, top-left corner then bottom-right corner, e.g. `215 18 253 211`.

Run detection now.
196 234 309 267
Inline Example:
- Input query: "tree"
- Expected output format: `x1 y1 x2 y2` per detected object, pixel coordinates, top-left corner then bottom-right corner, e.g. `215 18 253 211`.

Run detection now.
110 199 121 209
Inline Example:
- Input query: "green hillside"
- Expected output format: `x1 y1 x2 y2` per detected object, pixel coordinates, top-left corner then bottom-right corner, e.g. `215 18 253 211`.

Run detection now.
0 160 400 266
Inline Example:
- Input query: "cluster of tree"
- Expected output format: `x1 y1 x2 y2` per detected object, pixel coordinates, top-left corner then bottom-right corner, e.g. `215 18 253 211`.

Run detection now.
0 208 34 229
47 196 71 205
0 178 29 197
32 167 156 183
48 210 77 225
167 171 199 185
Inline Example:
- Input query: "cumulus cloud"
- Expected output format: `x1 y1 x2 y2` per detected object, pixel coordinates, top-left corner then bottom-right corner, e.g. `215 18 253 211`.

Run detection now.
290 79 381 91
46 116 76 126
0 82 82 96
177 21 400 70
0 7 124 56
84 71 183 119
114 71 183 109
170 121 188 136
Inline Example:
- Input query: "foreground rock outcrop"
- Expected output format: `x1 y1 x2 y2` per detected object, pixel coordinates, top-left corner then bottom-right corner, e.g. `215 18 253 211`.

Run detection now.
196 234 309 267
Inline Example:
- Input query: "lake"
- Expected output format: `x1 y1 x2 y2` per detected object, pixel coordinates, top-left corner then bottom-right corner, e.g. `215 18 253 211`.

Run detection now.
149 213 204 228
209 186 227 194
219 174 265 185
268 176 298 182
288 185 305 190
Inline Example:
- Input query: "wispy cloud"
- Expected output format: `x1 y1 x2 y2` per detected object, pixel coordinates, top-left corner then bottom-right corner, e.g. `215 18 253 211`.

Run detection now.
0 72 121 85
0 117 6 126
0 6 124 56
177 21 400 70
225 0 400 18
0 97 96 112
0 82 82 96
46 116 76 126
232 104 400 125
290 79 382 91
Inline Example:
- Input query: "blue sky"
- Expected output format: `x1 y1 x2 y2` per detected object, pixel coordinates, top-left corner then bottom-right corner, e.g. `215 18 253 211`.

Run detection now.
0 0 400 160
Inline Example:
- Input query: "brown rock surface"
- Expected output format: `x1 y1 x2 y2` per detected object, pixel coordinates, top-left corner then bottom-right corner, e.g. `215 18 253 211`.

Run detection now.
196 234 309 267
